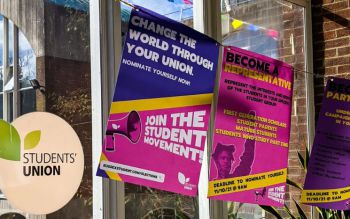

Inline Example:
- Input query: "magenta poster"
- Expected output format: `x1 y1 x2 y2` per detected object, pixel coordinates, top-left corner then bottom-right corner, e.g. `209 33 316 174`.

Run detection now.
301 78 350 210
96 6 219 196
208 46 293 206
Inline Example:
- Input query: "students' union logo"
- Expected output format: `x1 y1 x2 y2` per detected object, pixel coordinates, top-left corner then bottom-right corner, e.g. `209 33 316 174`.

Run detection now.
0 112 84 214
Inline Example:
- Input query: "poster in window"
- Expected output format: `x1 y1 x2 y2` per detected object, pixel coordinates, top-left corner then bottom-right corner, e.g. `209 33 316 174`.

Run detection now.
96 6 219 196
208 46 294 206
301 77 350 210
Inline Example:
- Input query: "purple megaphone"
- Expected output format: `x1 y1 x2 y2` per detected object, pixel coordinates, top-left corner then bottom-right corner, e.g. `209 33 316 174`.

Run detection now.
105 110 142 151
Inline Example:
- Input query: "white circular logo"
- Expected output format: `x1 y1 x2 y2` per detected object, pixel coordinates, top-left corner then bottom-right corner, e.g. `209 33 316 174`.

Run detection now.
0 112 84 214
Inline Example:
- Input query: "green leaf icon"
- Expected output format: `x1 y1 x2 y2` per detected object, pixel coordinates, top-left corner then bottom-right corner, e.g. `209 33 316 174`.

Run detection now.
24 130 41 150
0 120 21 161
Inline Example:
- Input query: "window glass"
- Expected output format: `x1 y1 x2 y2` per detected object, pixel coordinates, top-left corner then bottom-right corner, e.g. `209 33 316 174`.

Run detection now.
4 21 14 92
124 0 193 24
0 1 90 217
121 1 198 218
0 67 3 93
122 0 194 37
47 0 89 11
8 20 13 66
19 31 36 89
20 89 36 115
0 16 3 93
125 184 198 219
7 92 13 122
221 0 310 217
0 94 3 119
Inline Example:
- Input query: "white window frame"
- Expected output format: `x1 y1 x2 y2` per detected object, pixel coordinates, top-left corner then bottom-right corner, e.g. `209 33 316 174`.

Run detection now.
90 0 315 218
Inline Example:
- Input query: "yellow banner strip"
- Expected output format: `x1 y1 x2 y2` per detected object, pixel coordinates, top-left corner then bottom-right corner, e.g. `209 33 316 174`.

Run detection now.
100 153 122 181
110 93 213 114
301 186 350 203
208 168 287 197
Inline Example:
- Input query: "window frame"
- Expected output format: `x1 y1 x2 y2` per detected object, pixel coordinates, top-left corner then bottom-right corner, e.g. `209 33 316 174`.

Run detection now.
0 15 39 219
90 0 315 218
1 17 36 122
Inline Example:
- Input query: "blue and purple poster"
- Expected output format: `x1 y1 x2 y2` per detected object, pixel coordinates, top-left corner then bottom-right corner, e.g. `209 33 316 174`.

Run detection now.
96 6 219 196
301 77 350 210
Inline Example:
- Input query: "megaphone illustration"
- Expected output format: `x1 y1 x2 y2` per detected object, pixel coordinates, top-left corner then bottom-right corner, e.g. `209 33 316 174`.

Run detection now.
105 110 142 152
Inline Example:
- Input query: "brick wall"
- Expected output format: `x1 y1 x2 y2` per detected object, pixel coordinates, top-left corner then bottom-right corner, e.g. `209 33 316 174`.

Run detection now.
44 57 92 219
279 4 311 218
313 0 350 116
42 3 92 219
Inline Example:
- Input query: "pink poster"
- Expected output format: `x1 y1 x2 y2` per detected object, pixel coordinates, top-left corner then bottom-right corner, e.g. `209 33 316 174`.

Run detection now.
208 46 294 206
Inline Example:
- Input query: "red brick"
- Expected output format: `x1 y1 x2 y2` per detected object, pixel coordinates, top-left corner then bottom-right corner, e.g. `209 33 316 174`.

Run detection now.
294 87 306 97
298 124 307 133
324 31 337 41
314 49 337 59
324 38 349 49
295 46 304 54
296 55 306 63
297 115 308 124
295 36 304 46
323 21 346 31
325 66 338 74
323 1 349 11
337 8 350 18
336 74 350 81
280 47 293 56
338 65 350 73
324 56 350 66
337 28 350 37
313 0 337 4
283 11 296 21
288 167 303 176
289 159 301 168
283 55 296 63
326 49 337 57
338 46 350 56
284 27 304 37
294 63 306 71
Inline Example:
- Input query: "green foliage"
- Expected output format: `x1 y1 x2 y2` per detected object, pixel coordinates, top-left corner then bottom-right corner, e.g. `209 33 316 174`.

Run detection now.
228 202 244 219
287 178 303 191
260 205 283 219
293 198 307 219
259 149 350 219
48 88 91 123
283 204 297 219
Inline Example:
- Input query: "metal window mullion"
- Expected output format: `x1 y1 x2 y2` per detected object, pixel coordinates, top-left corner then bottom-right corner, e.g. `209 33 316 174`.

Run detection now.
100 0 124 219
304 1 317 219
111 1 125 219
90 0 104 218
204 0 228 218
193 1 210 218
100 0 112 217
3 17 8 121
13 25 19 119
